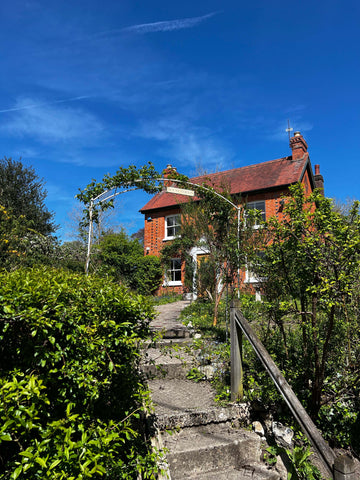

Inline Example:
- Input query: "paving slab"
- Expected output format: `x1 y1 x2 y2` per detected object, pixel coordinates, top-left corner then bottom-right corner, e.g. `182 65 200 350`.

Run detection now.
150 300 191 338
149 378 249 430
142 346 194 380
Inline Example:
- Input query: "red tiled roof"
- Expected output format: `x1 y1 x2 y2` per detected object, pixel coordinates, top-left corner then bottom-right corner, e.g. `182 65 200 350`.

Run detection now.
140 154 312 212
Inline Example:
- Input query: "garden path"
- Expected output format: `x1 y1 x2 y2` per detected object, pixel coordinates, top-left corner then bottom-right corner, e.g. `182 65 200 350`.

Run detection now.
143 301 284 479
149 300 191 339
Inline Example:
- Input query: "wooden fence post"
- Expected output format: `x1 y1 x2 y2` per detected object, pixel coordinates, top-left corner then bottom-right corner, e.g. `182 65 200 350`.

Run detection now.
230 301 243 402
334 455 356 480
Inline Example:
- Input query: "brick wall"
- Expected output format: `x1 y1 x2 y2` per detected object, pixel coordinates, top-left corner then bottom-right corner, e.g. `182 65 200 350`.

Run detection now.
143 207 181 257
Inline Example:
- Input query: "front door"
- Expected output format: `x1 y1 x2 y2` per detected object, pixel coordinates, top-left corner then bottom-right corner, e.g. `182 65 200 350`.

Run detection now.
196 254 215 299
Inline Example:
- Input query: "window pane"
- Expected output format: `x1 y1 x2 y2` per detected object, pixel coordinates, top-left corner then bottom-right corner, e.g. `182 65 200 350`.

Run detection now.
166 215 181 238
247 201 266 224
169 258 181 282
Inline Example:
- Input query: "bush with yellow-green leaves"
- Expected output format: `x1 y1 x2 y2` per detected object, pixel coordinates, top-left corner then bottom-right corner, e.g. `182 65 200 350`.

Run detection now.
0 267 162 479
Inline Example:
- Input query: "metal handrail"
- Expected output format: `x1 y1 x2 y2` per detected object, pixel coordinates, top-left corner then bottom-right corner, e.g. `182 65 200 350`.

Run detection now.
230 301 336 479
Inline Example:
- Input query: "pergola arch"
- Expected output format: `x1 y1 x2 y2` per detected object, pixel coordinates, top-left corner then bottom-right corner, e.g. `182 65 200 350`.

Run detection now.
84 177 242 275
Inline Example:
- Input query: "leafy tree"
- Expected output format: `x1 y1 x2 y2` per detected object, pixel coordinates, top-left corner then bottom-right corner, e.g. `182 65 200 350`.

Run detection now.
0 267 160 479
0 205 29 269
56 240 87 272
254 184 360 416
0 204 64 271
94 230 162 295
162 184 256 326
0 157 56 235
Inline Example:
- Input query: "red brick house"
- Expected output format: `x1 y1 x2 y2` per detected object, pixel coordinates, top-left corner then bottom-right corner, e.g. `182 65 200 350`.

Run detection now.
140 132 324 297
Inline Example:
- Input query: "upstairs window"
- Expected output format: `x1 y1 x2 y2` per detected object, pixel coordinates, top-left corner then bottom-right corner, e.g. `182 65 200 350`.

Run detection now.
165 214 181 239
165 258 182 285
246 201 266 228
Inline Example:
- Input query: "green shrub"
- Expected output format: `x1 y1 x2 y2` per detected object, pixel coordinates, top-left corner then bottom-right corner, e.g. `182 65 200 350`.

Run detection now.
0 267 161 479
93 231 163 295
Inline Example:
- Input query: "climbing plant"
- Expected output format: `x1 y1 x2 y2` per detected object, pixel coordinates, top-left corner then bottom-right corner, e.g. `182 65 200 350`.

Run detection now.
76 163 253 301
76 162 163 226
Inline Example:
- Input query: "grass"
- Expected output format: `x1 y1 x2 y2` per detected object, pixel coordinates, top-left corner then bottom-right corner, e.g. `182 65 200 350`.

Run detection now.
148 293 183 305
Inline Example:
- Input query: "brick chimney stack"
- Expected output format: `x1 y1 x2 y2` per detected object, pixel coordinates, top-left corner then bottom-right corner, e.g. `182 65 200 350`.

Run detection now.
163 164 177 187
314 164 324 195
290 131 308 160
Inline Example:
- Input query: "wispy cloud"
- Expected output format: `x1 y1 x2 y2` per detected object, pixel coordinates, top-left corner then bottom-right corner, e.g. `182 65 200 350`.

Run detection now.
3 97 104 143
121 12 218 35
0 95 92 114
137 116 231 168
267 118 313 142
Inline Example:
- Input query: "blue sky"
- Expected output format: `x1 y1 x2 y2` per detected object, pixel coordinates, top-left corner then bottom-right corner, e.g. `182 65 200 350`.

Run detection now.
1 0 359 241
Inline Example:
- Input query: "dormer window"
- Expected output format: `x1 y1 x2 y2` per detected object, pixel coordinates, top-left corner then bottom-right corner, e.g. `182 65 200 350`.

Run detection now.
165 214 181 240
246 201 266 228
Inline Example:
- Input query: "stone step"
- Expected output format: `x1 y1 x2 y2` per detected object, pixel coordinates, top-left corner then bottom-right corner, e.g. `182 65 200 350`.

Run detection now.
141 347 194 380
150 325 191 339
161 424 280 480
148 378 249 430
190 465 281 479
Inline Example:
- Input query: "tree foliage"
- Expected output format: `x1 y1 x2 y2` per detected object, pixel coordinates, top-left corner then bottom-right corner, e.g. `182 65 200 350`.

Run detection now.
0 205 29 269
0 267 160 479
76 163 162 230
93 230 163 295
0 205 82 272
254 184 360 417
0 157 56 235
162 183 257 326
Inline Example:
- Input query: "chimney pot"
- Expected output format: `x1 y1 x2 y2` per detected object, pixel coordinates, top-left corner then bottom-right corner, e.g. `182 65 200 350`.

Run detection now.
314 164 324 195
163 164 177 187
289 131 308 160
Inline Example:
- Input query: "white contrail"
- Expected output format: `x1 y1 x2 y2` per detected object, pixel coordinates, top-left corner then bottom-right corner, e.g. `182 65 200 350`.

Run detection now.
122 12 219 34
67 12 220 44
0 95 92 114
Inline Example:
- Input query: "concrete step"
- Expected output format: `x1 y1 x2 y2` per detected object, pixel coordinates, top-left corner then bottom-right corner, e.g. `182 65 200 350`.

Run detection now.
148 378 250 430
141 347 194 380
150 324 191 339
161 423 280 480
190 465 281 479
150 300 191 340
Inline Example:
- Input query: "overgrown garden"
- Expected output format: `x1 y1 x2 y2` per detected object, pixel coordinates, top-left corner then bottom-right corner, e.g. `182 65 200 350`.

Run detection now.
176 184 360 462
2 156 360 477
76 161 360 460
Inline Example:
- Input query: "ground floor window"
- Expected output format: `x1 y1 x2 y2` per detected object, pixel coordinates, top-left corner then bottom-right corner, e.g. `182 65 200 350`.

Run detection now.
165 258 182 285
245 251 266 284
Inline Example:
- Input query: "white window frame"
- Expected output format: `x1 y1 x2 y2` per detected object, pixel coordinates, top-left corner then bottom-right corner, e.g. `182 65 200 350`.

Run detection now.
164 214 181 240
245 252 266 284
246 201 266 229
245 265 261 284
164 258 182 286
